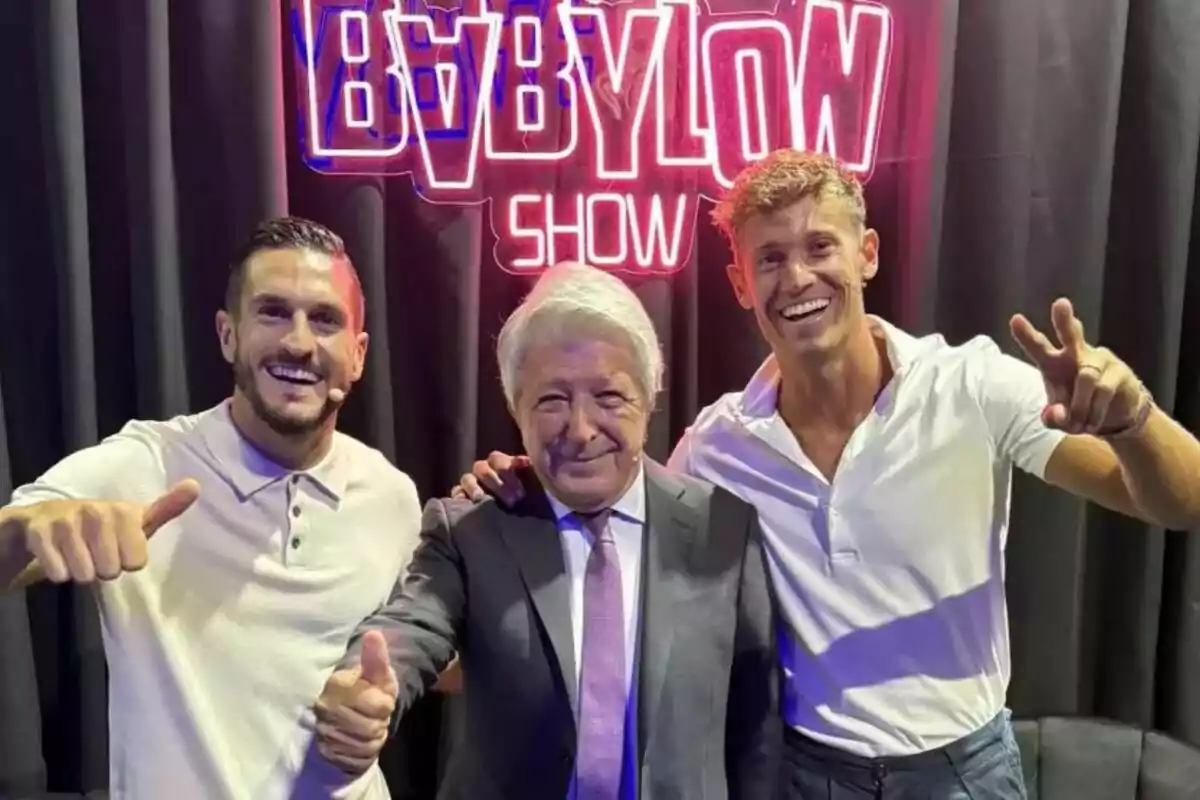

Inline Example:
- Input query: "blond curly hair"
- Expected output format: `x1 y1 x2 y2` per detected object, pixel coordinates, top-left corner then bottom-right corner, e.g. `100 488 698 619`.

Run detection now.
710 149 866 252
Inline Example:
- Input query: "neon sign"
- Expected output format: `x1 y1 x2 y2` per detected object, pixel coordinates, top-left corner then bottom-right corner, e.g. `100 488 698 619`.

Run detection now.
293 0 893 273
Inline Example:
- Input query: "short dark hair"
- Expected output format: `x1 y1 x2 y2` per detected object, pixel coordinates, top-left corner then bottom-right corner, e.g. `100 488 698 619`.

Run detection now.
225 216 365 329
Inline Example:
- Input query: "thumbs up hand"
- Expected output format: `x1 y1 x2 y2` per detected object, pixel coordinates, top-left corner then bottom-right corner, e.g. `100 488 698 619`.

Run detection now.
315 631 399 776
7 479 201 591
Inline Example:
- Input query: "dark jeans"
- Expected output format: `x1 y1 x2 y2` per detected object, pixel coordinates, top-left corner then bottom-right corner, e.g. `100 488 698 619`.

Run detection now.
781 711 1027 799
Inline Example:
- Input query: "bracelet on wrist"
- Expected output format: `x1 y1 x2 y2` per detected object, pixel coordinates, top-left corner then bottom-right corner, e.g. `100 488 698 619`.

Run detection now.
1098 386 1154 440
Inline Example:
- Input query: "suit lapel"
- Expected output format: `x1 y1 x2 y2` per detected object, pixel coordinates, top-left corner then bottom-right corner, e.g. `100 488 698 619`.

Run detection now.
637 463 701 765
497 492 579 715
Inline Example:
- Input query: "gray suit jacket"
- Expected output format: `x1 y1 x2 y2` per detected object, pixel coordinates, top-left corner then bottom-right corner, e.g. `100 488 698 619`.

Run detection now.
346 461 780 799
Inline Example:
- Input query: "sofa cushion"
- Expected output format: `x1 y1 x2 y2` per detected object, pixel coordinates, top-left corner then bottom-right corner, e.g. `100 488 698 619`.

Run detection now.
1139 731 1200 798
1014 717 1200 800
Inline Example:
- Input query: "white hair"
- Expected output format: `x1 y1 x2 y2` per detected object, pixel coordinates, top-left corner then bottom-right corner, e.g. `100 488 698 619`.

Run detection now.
497 262 664 407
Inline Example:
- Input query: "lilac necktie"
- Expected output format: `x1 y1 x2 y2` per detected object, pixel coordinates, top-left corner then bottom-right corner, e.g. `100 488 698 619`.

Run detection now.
575 510 627 800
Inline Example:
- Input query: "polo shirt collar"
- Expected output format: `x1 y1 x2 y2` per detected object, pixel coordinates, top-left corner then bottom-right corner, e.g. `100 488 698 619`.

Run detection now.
738 315 928 420
198 400 348 501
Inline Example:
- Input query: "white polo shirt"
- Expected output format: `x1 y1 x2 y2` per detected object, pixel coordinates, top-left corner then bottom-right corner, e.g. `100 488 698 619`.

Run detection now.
668 318 1065 757
7 401 421 799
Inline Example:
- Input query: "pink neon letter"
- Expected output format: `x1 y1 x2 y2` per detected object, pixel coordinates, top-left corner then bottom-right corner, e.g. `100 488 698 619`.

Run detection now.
794 0 891 174
507 194 547 269
559 4 673 180
653 0 709 168
383 5 503 192
300 4 410 160
627 194 690 269
701 20 796 189
484 15 579 163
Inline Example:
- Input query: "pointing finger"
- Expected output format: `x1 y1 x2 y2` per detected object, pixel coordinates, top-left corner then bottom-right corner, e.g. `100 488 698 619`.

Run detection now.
1009 314 1058 368
1050 298 1085 353
142 479 200 536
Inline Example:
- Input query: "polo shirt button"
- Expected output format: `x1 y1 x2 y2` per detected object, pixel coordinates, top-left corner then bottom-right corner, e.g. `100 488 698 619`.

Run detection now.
291 537 301 549
290 475 300 485
292 506 301 518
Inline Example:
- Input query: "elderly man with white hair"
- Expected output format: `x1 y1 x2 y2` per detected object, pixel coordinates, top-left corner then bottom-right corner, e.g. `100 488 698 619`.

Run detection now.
313 262 781 799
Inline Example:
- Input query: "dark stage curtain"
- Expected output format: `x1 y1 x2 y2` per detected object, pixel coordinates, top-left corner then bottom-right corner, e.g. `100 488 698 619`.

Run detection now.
1 0 1199 796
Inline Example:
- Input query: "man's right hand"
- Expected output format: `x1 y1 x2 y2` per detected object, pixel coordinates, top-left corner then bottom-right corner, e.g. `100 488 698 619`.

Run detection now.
449 451 530 505
7 479 200 589
315 631 399 776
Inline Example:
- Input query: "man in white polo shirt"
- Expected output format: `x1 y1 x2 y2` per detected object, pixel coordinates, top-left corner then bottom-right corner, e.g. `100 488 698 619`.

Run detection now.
0 217 421 799
453 150 1200 798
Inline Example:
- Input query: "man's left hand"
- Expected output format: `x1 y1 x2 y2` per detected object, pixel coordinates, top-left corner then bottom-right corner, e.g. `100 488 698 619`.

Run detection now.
1010 298 1147 435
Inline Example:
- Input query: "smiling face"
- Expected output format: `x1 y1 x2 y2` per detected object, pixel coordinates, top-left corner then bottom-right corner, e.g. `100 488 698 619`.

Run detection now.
726 193 878 362
216 247 367 436
512 332 648 513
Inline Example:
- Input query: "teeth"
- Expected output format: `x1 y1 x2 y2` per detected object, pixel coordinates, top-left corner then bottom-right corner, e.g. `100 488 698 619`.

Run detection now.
266 364 320 384
781 299 830 320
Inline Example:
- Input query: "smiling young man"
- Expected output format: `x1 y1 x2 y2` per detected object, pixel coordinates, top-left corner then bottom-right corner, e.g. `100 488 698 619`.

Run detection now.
454 150 1200 798
0 218 421 799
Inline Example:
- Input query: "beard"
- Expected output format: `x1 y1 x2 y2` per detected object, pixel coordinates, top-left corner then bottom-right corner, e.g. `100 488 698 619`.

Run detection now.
233 350 338 436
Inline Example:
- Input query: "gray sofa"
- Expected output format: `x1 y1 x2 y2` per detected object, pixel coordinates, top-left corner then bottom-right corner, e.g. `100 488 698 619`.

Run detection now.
1013 717 1200 799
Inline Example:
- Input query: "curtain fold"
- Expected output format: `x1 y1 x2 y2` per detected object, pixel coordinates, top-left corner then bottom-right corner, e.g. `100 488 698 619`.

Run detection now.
41 0 98 452
334 181 398 463
0 372 44 796
119 0 192 419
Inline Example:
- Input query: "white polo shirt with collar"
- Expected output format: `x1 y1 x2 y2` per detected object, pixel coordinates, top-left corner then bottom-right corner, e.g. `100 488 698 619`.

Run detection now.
668 317 1066 757
8 401 422 799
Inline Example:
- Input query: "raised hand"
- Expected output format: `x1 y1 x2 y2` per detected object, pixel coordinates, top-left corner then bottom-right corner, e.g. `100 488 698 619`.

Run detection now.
449 451 531 506
1009 298 1149 435
8 480 201 590
315 631 399 776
